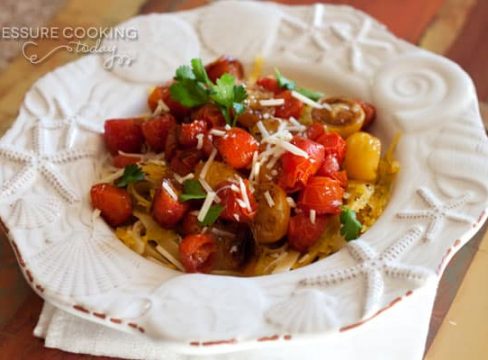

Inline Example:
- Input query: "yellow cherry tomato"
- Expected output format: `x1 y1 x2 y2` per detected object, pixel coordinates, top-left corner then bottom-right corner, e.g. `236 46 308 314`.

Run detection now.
344 132 381 182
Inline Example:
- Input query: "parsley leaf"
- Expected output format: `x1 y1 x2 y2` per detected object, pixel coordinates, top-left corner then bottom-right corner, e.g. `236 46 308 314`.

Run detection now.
179 179 207 202
274 68 296 90
174 65 195 81
115 164 144 188
210 74 248 126
169 81 208 108
340 207 362 241
191 58 211 85
296 87 324 102
199 204 223 226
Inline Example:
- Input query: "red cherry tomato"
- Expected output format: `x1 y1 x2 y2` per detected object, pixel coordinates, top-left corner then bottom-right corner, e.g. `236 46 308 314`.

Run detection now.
151 182 189 228
112 154 141 168
179 233 217 273
191 104 226 128
256 76 281 94
216 180 257 223
148 85 191 120
356 99 376 129
178 119 208 148
164 123 179 160
279 136 325 192
274 90 304 119
330 170 348 189
91 184 132 227
170 149 202 176
214 128 258 169
104 118 144 156
298 176 344 215
181 212 204 236
316 154 340 177
288 212 328 252
205 55 244 83
141 114 176 152
306 122 327 141
315 132 347 164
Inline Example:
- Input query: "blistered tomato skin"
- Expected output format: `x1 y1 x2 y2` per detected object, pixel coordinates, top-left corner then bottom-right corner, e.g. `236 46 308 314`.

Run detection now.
148 85 191 120
274 90 304 120
205 55 244 83
306 122 327 141
315 132 347 165
112 154 140 168
170 149 202 176
191 104 226 128
91 184 133 227
214 128 259 169
217 180 258 223
179 234 217 273
288 212 328 252
104 119 144 156
298 176 344 215
316 154 340 177
178 119 208 148
344 132 381 182
279 136 325 192
151 184 189 228
256 76 281 94
141 114 176 152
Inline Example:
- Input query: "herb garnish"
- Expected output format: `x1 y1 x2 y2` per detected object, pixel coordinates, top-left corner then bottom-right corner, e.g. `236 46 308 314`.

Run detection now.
115 164 145 188
199 204 224 226
169 58 247 126
274 68 324 101
179 179 207 202
340 207 362 241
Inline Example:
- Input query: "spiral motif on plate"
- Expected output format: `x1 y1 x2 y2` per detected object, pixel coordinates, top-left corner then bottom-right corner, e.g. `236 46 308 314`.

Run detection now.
372 52 473 132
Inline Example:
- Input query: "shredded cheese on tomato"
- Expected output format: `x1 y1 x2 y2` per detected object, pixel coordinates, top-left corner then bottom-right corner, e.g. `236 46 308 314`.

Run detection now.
162 180 178 201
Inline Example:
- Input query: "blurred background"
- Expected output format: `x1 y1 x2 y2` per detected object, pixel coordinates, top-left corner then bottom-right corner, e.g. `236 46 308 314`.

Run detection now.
0 1 486 359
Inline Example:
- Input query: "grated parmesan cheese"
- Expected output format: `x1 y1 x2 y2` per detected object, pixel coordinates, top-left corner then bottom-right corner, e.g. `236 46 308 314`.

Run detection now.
154 244 185 271
174 172 194 184
152 99 170 116
256 121 270 138
238 177 251 211
286 197 296 208
196 133 204 150
198 191 217 222
210 128 226 137
162 180 178 201
264 191 275 207
309 209 316 224
259 98 285 107
291 90 329 109
199 148 218 180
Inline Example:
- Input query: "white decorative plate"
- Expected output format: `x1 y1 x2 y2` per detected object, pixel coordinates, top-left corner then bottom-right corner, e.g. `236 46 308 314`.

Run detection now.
1 0 487 355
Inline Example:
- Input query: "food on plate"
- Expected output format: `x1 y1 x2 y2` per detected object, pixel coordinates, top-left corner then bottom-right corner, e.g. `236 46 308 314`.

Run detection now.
90 55 399 275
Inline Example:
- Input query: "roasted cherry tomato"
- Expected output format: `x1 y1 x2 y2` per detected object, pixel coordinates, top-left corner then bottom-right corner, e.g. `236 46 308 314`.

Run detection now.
151 182 189 228
191 104 226 128
312 97 365 138
148 85 191 120
112 154 141 168
279 136 325 192
170 149 202 176
356 99 376 129
274 90 304 119
164 123 179 160
179 233 217 273
104 118 144 156
205 55 244 83
344 132 381 182
214 128 258 169
178 119 208 148
316 154 340 177
315 131 347 164
216 179 257 223
298 176 344 215
251 183 290 244
181 212 204 236
288 212 328 252
141 114 176 152
330 170 348 189
91 183 133 227
306 122 327 141
256 76 281 94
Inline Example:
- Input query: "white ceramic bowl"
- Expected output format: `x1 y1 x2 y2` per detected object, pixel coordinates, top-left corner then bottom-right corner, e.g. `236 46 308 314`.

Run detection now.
1 1 487 356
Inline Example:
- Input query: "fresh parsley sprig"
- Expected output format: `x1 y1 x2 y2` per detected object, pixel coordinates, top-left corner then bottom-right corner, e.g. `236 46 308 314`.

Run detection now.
115 164 145 188
340 206 362 241
274 68 324 101
169 58 247 126
200 204 224 226
179 179 207 202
